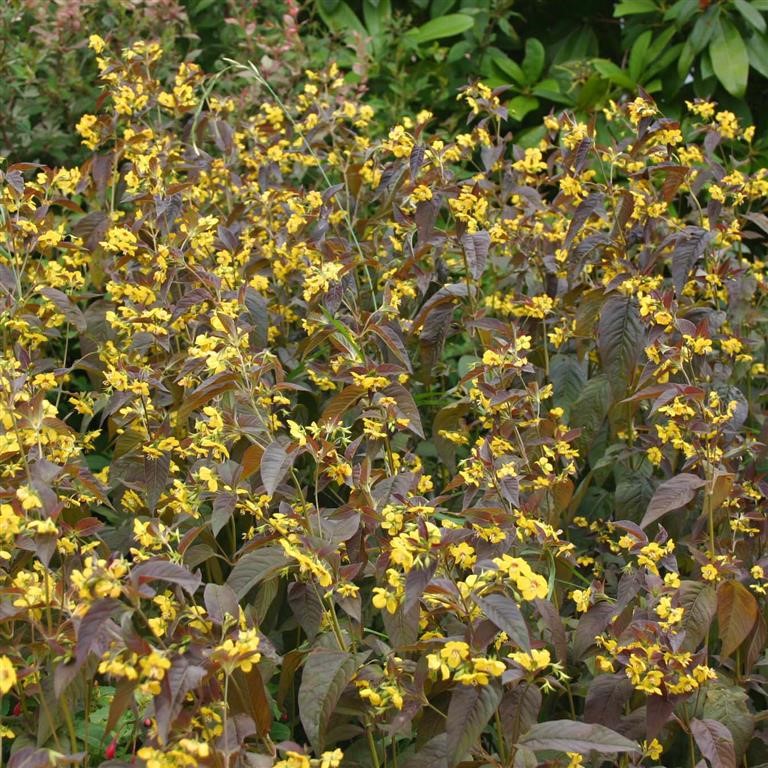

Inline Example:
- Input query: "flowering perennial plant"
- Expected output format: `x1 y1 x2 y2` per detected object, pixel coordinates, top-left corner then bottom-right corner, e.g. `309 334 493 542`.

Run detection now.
0 37 766 768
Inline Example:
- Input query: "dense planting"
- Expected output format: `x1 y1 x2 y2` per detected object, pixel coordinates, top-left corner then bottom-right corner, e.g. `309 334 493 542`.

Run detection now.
0 31 767 768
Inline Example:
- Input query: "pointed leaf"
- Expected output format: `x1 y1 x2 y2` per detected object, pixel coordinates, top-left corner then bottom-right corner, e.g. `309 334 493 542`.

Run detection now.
260 439 294 496
498 682 541 744
155 656 206 742
446 680 502 766
519 720 640 755
522 38 546 83
640 473 705 529
400 735 448 768
597 294 644 396
227 547 288 599
461 230 490 281
584 674 634 729
473 593 530 651
299 648 358 754
679 581 717 651
710 17 750 97
131 559 201 595
690 718 736 768
407 13 475 44
717 580 758 657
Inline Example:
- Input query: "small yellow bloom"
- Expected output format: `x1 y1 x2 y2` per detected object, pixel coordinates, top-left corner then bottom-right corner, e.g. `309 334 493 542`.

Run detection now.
0 656 16 694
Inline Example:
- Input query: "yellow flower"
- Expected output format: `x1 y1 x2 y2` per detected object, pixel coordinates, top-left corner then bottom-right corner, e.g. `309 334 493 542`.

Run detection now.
643 738 663 761
0 656 17 694
570 588 592 613
509 648 550 673
88 35 107 53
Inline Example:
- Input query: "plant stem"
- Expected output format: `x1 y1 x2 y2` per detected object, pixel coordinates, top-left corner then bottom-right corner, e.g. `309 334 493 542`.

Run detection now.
223 673 231 768
366 721 381 768
495 709 507 764
704 466 715 559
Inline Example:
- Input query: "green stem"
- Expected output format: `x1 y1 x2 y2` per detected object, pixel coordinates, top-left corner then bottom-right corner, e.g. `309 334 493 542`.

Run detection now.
704 466 715 559
223 673 231 768
59 692 78 754
495 709 507 765
366 721 381 768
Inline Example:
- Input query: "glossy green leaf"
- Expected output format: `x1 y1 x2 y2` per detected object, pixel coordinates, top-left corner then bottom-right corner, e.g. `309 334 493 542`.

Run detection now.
406 13 475 44
592 58 636 90
747 32 768 77
316 0 366 35
629 31 653 82
363 0 392 41
490 52 526 85
507 95 540 121
522 38 546 83
710 16 750 96
614 0 658 15
734 0 767 33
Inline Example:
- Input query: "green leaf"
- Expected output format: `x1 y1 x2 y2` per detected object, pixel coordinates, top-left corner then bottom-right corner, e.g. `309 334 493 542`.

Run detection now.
431 0 457 17
690 8 722 53
316 0 366 35
640 473 706 529
490 52 525 85
717 580 758 657
678 38 696 78
193 0 220 13
701 680 755 761
522 38 546 83
664 0 700 24
629 31 653 82
406 13 475 44
614 0 658 15
507 95 539 121
747 32 768 78
710 16 750 96
363 0 392 42
299 648 358 754
519 720 640 756
734 0 767 33
592 58 636 89
446 681 502 766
